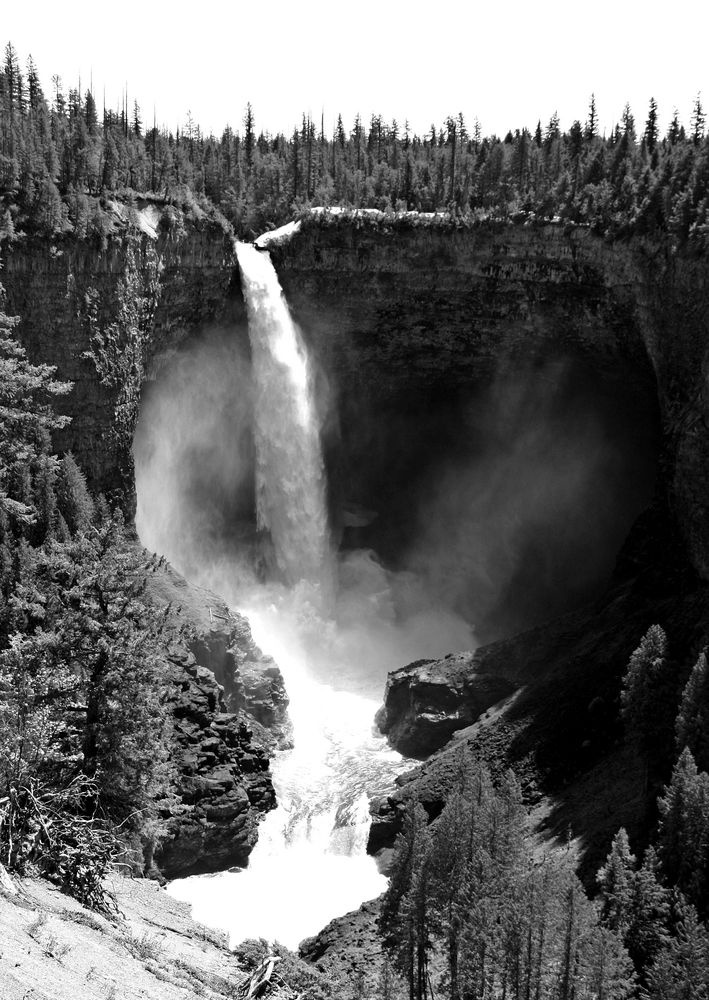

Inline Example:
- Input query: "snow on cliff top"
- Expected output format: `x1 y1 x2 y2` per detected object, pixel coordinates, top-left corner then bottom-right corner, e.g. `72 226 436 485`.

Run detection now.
254 219 302 249
106 200 160 239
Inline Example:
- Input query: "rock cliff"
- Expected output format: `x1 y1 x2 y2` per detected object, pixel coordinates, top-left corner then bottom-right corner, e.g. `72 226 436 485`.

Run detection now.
2 205 246 503
270 216 709 586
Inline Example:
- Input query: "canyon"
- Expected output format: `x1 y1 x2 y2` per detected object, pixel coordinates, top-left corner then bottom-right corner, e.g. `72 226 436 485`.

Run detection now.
4 205 709 887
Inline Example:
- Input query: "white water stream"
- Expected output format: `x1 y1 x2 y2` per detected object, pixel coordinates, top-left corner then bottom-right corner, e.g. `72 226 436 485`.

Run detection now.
138 239 472 949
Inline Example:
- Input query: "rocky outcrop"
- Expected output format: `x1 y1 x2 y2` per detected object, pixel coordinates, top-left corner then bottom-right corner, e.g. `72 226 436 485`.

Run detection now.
299 899 385 995
143 561 288 878
374 652 516 758
158 641 275 878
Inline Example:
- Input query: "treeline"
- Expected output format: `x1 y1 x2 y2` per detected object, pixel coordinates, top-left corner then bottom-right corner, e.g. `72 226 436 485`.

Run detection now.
0 275 175 910
3 42 709 247
378 622 709 999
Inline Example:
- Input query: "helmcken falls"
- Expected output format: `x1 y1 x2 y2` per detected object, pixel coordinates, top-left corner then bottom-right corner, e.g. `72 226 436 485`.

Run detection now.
235 241 333 594
134 233 472 948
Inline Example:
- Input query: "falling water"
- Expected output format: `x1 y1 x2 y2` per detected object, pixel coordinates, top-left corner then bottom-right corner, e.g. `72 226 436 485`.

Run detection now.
234 241 333 595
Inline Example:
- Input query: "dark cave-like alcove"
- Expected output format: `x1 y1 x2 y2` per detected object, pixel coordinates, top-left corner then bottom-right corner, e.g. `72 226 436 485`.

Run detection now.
323 349 661 644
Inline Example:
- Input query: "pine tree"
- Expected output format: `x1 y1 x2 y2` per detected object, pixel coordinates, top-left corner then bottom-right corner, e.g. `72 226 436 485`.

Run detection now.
0 274 71 540
55 452 94 535
645 896 709 999
620 625 675 789
644 97 659 152
597 828 636 933
657 747 709 912
691 94 706 146
380 801 432 1000
625 847 670 973
677 650 709 771
586 93 599 140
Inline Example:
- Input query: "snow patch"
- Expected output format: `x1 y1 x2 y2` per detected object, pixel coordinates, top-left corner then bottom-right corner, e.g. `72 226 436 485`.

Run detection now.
254 219 302 249
106 200 159 239
137 205 160 240
310 205 450 222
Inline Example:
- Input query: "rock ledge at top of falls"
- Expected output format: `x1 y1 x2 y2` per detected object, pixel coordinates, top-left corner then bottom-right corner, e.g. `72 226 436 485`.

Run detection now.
141 559 290 879
374 651 517 759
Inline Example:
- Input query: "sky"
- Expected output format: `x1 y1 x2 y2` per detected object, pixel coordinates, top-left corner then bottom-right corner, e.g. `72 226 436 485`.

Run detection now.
3 1 709 141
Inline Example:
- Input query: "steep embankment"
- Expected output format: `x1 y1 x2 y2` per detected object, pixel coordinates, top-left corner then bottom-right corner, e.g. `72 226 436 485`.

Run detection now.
0 874 245 1000
1 205 281 880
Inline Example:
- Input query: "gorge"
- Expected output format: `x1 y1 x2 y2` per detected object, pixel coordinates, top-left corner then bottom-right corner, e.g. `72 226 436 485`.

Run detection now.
4 205 709 945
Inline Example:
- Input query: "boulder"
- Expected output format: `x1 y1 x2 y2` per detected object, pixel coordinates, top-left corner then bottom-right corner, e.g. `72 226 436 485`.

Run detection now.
375 651 516 758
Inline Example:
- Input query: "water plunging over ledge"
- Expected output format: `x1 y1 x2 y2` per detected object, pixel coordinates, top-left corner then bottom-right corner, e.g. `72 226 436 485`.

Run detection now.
234 241 333 596
136 237 473 948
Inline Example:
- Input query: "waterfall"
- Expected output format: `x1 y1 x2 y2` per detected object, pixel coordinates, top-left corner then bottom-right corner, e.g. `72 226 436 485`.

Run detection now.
163 233 470 950
235 241 333 595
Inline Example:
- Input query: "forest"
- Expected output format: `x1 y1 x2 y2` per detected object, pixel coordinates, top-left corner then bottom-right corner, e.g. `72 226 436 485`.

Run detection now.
2 36 709 1000
379 647 709 1000
1 42 709 248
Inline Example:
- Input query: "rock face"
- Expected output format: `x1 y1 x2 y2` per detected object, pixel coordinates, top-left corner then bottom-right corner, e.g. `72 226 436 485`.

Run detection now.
2 206 247 503
270 217 709 587
143 562 288 879
374 652 516 758
158 642 275 878
6 212 709 593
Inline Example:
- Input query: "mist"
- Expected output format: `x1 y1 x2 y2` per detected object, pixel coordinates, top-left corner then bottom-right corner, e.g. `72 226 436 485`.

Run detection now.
133 324 475 698
401 357 657 640
134 327 257 591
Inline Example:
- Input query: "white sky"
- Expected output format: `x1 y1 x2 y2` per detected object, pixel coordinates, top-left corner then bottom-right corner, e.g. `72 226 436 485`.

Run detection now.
3 1 708 140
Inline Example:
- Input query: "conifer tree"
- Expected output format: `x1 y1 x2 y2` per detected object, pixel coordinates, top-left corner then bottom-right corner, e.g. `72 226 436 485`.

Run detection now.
644 97 659 152
645 895 709 999
597 827 636 933
676 650 709 771
621 625 675 788
657 747 709 912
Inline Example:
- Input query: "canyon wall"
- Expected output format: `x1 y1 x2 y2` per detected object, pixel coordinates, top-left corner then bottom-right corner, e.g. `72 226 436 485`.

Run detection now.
5 211 709 581
2 207 247 502
268 217 709 581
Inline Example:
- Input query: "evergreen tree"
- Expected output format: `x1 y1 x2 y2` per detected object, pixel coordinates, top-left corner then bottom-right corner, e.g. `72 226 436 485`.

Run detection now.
677 650 709 771
645 896 709 999
597 827 636 933
620 625 676 788
644 97 659 152
691 94 706 146
656 747 709 912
